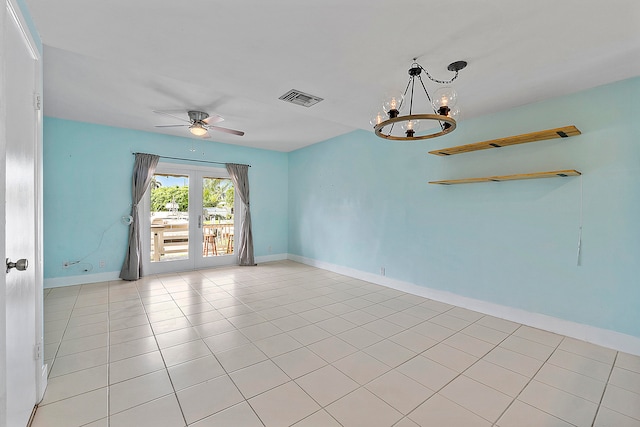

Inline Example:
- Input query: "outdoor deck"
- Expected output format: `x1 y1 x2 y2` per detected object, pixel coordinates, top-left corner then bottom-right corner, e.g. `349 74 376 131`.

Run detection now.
150 220 234 261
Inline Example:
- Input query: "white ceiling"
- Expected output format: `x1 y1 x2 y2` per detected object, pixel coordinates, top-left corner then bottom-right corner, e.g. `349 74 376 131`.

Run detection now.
24 0 640 152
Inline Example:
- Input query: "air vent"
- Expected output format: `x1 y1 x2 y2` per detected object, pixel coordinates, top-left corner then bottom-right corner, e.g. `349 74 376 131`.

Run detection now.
278 89 323 107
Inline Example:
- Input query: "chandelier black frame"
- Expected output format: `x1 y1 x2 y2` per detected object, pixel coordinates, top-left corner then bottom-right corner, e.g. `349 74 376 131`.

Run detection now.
373 60 467 141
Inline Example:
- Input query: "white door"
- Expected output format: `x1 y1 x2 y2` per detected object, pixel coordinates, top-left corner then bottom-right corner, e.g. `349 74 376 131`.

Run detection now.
3 0 42 426
142 163 238 275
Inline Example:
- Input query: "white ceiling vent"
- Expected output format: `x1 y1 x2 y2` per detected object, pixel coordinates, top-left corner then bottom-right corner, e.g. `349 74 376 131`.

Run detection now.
278 89 323 107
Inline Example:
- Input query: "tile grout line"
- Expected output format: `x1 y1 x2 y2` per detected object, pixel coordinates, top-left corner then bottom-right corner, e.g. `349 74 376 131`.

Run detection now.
400 313 513 425
180 270 350 425
165 282 496 423
42 264 292 424
141 274 191 427
180 275 268 427
44 288 80 380
43 284 110 424
170 270 313 425
590 351 618 427
492 334 570 426
99 276 191 424
319 308 506 424
295 408 345 427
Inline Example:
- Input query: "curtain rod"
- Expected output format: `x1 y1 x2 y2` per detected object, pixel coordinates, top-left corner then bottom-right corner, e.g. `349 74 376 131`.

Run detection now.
132 152 251 167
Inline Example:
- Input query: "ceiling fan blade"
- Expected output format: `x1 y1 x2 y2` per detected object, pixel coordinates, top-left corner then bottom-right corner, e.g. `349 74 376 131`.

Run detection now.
155 124 189 128
153 110 190 123
202 115 224 125
207 125 245 136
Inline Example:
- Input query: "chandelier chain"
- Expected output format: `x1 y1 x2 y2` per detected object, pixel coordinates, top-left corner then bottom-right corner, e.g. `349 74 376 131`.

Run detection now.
417 64 460 85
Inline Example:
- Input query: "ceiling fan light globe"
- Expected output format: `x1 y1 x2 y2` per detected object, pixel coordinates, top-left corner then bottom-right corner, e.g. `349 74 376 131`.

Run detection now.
189 124 208 136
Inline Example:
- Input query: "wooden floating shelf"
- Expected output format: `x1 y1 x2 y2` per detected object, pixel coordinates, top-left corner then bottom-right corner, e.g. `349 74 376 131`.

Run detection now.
428 125 581 156
429 169 581 185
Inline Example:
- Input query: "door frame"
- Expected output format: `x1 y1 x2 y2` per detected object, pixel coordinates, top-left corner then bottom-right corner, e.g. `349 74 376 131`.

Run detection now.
0 1 7 422
141 162 238 275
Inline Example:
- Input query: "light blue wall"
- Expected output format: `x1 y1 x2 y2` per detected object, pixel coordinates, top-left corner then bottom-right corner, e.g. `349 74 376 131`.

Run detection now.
44 78 640 338
43 118 288 279
288 77 640 338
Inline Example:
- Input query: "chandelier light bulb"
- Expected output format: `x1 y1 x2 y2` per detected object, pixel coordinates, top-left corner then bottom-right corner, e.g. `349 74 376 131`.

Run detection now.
370 112 387 127
432 87 458 109
447 106 460 119
401 119 420 131
440 105 460 130
401 119 421 137
382 94 404 118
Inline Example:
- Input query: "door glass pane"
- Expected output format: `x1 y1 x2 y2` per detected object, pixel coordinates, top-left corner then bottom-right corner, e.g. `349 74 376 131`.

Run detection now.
202 177 234 257
150 174 190 262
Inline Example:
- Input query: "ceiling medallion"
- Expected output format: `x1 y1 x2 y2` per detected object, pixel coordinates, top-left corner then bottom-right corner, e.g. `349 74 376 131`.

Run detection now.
372 59 467 141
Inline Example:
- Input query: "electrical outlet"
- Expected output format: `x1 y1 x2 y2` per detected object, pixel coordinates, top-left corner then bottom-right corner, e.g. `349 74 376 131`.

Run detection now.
268 245 272 254
99 260 105 268
380 267 385 276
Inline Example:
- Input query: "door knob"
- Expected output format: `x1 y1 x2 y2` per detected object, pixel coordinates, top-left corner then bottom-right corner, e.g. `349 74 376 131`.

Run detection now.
6 258 28 273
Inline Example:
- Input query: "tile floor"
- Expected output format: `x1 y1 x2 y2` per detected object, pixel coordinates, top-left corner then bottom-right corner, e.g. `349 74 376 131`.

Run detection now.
34 260 640 427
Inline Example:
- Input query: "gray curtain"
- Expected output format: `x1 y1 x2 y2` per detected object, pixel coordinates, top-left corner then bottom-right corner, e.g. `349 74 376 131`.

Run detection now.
120 153 159 280
226 163 255 266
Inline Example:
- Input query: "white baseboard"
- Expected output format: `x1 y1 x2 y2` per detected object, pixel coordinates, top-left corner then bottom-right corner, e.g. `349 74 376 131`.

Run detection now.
44 271 121 288
256 253 288 263
43 253 288 289
288 254 640 356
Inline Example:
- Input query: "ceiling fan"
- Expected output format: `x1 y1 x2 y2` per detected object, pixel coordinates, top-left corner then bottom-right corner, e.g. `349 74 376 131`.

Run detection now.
153 110 245 137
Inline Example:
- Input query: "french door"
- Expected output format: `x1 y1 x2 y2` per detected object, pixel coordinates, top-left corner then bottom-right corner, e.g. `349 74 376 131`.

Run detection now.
142 163 238 275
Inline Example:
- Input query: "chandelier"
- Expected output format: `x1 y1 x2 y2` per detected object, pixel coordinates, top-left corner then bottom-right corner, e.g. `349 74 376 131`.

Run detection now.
372 59 467 141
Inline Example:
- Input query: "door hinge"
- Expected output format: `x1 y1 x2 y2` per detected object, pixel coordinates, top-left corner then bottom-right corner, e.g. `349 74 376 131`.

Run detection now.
34 343 42 360
34 93 42 111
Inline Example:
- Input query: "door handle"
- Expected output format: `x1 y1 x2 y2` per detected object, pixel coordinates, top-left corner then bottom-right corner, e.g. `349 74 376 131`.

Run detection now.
6 258 28 273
